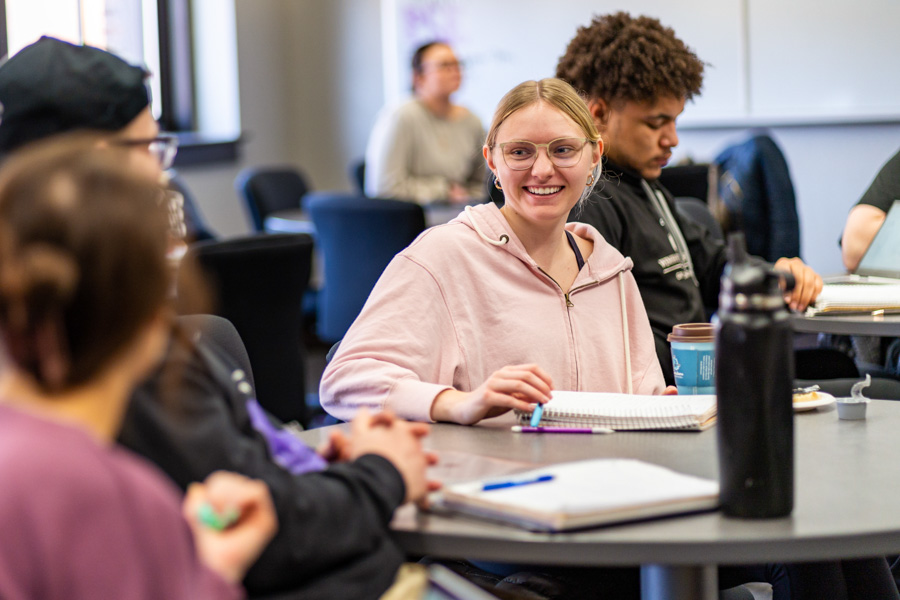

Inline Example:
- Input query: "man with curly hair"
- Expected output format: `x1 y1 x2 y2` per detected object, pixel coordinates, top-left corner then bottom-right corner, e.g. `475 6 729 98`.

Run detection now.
557 12 822 384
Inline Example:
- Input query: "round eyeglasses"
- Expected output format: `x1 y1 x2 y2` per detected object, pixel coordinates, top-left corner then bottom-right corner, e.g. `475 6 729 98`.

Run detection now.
497 137 590 171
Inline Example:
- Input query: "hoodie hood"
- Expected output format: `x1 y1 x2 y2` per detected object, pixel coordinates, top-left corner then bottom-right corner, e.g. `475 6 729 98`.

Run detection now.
452 202 633 285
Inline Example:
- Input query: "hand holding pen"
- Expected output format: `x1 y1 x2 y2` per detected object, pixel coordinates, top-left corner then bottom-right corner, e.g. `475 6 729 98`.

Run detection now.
431 363 554 425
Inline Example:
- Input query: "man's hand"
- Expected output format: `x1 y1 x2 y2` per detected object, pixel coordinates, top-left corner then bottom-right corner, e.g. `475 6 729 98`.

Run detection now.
774 257 823 311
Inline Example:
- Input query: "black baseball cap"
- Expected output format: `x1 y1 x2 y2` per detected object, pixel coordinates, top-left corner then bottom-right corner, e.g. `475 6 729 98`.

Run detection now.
0 36 150 155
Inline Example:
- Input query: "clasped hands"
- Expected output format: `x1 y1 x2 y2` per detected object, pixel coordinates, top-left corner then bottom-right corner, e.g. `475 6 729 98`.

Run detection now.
317 408 440 505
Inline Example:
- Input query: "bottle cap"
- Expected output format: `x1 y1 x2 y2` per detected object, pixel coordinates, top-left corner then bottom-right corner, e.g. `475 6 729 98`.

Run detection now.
720 233 795 311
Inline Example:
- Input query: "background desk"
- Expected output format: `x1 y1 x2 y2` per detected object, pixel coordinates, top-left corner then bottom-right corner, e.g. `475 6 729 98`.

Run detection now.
301 403 900 600
792 313 900 336
263 203 467 234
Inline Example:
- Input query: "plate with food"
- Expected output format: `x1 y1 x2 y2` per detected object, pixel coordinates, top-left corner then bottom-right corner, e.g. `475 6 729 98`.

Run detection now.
792 386 836 412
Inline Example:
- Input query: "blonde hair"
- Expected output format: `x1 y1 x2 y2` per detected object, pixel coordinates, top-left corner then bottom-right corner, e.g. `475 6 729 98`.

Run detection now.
485 78 601 206
485 78 600 149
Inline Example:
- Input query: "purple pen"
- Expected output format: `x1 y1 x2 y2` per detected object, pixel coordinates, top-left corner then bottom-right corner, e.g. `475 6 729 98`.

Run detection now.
511 426 614 434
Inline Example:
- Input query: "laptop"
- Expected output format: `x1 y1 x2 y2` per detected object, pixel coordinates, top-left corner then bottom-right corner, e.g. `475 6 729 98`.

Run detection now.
825 199 900 284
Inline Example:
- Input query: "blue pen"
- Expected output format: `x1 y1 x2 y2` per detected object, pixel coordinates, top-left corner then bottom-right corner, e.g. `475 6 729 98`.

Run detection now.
530 403 544 427
483 474 554 492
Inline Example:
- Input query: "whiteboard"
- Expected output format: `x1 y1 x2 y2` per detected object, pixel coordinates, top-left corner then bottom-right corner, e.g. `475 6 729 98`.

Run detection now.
747 0 900 122
381 0 900 128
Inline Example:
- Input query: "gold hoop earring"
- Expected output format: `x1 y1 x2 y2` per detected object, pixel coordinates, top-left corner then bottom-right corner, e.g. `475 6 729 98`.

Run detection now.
586 173 595 187
494 177 503 190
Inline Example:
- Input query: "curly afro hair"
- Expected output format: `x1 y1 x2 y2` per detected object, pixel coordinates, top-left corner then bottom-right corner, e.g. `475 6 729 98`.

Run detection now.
556 12 705 105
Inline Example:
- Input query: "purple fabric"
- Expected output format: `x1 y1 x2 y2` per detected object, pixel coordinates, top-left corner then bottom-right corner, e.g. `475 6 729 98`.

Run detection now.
245 398 327 474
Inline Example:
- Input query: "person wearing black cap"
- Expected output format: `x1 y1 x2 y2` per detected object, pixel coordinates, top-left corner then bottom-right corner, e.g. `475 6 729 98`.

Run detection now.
0 37 439 600
0 36 175 178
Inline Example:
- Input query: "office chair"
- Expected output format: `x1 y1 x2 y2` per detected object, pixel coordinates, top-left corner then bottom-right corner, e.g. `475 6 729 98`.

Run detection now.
675 196 725 242
306 192 426 343
349 159 366 195
176 314 255 387
234 166 311 232
659 164 716 203
180 233 314 425
715 132 801 262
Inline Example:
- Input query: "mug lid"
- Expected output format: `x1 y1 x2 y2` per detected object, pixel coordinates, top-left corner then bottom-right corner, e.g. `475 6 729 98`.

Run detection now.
668 322 714 343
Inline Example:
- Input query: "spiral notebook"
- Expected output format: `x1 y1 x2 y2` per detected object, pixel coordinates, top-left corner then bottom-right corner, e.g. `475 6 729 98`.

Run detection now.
805 283 900 316
433 458 720 532
515 391 717 431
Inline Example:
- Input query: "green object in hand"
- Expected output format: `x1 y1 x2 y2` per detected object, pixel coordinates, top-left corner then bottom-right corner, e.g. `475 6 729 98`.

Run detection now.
197 503 240 530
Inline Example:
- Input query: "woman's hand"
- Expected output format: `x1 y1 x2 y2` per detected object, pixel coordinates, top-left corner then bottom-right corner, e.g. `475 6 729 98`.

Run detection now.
430 364 554 425
662 385 679 395
183 471 278 584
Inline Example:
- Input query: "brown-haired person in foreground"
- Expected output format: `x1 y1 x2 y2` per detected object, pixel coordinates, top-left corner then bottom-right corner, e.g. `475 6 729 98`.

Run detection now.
0 137 277 599
557 12 822 386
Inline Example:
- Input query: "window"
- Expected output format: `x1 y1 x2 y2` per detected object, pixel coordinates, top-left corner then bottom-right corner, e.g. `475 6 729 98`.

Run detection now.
0 0 240 165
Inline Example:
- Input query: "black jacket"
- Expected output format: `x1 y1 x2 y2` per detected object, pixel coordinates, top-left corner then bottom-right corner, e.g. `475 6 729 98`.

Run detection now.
570 159 728 384
119 331 406 600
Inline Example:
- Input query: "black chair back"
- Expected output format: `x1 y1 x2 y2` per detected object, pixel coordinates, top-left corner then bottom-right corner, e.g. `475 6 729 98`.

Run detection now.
675 196 724 242
307 192 425 343
181 233 314 425
235 167 311 231
176 314 255 387
659 164 715 202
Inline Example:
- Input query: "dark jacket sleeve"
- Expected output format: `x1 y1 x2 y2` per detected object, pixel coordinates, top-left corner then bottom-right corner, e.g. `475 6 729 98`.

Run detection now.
119 333 406 600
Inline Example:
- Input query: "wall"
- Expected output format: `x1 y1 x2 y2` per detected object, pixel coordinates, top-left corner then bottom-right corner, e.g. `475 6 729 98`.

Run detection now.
177 0 383 237
181 1 900 275
674 123 900 274
176 0 294 237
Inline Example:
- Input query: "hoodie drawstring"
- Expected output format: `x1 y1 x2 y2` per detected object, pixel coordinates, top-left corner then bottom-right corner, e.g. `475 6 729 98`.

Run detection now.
618 272 633 394
464 205 509 246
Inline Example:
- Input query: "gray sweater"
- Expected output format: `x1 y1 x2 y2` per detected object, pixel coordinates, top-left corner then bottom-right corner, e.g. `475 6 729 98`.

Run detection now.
365 98 485 204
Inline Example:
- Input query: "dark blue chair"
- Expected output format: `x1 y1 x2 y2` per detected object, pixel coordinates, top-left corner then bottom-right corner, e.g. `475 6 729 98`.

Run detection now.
715 132 800 262
180 233 314 426
235 166 311 232
349 159 366 195
306 192 426 343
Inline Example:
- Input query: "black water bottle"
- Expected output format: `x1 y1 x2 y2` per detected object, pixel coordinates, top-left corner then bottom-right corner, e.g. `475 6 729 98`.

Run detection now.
716 233 795 518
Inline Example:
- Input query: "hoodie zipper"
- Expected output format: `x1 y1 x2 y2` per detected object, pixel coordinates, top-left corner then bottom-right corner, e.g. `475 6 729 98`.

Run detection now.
537 267 601 387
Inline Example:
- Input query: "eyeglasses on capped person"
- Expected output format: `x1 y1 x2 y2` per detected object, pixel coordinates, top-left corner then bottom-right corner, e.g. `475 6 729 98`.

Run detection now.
114 135 179 171
497 137 591 171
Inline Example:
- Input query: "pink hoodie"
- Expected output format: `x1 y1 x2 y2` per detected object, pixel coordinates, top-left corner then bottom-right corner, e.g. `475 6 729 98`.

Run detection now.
320 203 665 422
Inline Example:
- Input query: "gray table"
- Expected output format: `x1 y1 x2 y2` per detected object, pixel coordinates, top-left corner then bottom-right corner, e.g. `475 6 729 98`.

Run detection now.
300 402 900 600
792 312 900 336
